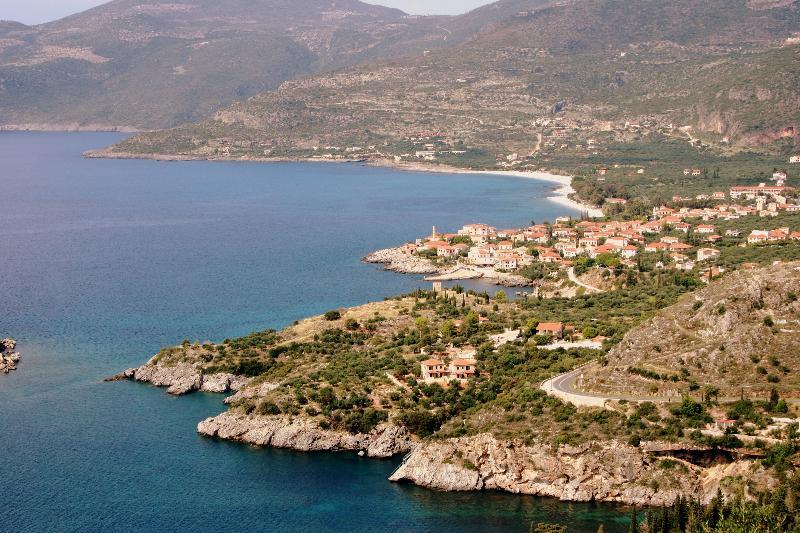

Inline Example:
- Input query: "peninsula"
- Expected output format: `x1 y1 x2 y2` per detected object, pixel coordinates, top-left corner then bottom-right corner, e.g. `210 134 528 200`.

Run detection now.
112 257 800 508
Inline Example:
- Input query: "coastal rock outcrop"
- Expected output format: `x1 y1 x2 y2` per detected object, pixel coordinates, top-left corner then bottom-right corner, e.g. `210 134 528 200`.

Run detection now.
363 247 442 275
1 338 21 374
389 433 769 506
106 358 253 396
197 411 414 458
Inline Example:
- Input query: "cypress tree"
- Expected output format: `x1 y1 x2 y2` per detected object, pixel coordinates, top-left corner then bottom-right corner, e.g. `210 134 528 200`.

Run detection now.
628 506 639 533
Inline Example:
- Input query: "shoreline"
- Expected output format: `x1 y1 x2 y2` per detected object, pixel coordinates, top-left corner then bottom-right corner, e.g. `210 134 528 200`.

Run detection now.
1 124 141 133
85 149 604 218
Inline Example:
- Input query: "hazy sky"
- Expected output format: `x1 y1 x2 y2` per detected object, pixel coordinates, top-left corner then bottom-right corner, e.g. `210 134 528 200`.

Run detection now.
1 0 493 25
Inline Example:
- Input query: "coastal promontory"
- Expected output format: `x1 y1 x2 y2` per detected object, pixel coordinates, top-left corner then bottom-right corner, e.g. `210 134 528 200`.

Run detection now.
112 262 800 506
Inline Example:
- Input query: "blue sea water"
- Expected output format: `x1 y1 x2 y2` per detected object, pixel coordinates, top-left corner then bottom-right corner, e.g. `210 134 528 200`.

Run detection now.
0 132 628 532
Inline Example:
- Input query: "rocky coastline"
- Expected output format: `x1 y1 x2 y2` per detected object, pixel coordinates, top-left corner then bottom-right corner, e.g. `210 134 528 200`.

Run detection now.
1 338 21 374
198 411 414 458
110 357 774 506
363 247 443 275
106 356 252 395
389 434 769 506
363 247 532 287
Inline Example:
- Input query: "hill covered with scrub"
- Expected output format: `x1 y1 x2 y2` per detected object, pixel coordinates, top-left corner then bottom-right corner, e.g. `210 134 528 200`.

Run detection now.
586 262 800 401
112 262 800 507
0 0 450 129
108 0 800 161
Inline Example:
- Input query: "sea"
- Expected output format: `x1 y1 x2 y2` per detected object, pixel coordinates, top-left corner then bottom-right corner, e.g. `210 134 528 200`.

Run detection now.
0 132 629 532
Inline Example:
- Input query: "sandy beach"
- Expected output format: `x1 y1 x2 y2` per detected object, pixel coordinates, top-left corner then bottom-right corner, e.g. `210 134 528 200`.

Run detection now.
88 149 604 219
365 161 604 218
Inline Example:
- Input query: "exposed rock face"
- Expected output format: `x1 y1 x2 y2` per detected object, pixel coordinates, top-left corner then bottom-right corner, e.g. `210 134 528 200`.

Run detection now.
197 411 414 458
389 434 771 506
223 381 280 404
363 247 442 275
1 338 21 374
106 359 253 396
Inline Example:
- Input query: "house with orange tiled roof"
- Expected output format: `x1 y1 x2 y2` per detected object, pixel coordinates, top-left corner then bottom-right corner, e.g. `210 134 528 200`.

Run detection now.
536 322 565 338
645 242 668 253
696 224 715 234
669 242 693 252
620 245 639 259
539 250 562 263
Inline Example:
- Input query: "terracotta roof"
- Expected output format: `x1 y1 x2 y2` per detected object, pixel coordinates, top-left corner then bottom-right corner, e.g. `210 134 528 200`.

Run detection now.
537 322 564 332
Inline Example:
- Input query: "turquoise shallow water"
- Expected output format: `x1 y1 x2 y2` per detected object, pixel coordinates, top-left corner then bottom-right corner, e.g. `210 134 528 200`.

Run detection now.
0 132 628 532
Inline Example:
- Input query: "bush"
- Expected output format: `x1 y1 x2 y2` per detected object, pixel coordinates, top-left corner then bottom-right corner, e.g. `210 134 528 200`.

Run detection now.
324 310 341 321
342 408 388 434
398 409 442 437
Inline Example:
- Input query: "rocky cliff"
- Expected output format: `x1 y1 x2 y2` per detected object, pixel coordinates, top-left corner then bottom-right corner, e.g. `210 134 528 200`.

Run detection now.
1 338 21 374
197 411 414 458
107 357 252 395
389 433 771 506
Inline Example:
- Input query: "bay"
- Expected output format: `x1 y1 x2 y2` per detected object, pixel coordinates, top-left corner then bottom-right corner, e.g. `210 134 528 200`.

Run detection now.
0 132 627 532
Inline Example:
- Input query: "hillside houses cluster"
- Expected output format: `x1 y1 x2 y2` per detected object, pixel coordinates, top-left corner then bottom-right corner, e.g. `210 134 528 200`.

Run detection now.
401 191 799 277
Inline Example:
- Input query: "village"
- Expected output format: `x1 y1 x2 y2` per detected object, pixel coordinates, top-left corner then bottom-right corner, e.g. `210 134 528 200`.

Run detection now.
382 173 800 290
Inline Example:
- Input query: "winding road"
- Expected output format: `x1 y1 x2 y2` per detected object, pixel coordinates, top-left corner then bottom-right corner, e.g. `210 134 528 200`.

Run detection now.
567 267 603 294
541 362 674 408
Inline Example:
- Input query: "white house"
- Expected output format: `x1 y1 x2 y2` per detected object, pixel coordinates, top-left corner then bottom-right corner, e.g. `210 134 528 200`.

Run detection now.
697 248 720 262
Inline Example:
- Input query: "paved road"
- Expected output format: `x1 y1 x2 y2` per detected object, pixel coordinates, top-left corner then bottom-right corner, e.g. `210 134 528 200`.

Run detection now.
567 267 603 294
541 362 673 408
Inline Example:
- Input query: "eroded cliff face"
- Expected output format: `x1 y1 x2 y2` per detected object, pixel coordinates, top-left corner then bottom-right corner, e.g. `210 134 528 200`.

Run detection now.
197 411 414 458
389 434 772 506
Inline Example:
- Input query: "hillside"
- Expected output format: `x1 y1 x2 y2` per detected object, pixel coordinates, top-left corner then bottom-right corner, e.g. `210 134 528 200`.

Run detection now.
585 262 800 400
111 267 800 506
0 0 450 129
106 0 800 158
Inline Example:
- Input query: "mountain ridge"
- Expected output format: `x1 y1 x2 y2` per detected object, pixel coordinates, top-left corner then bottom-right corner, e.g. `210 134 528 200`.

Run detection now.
105 0 800 163
0 0 448 129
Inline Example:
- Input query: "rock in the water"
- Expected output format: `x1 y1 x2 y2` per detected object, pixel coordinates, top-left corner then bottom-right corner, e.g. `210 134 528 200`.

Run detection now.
197 411 414 458
0 337 20 374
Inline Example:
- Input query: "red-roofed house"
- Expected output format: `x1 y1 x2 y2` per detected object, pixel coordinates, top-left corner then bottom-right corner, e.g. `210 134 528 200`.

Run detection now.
537 322 564 338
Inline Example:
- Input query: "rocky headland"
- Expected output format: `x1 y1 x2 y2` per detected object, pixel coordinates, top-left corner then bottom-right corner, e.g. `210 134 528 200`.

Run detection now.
1 338 21 374
198 411 413 458
106 356 252 395
389 434 769 506
363 247 532 287
363 247 443 275
109 269 794 508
